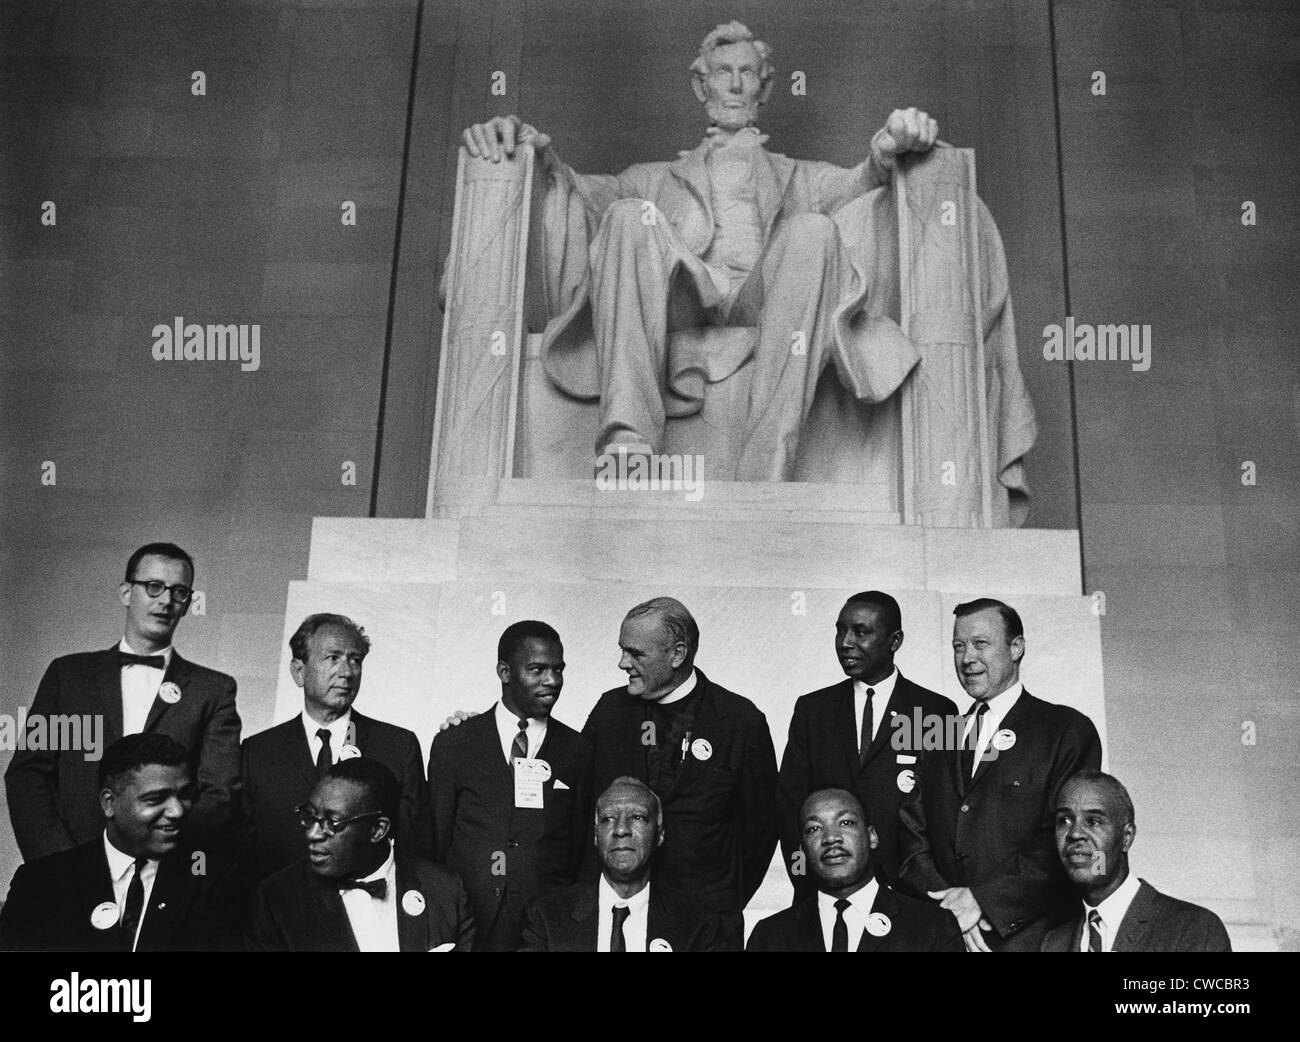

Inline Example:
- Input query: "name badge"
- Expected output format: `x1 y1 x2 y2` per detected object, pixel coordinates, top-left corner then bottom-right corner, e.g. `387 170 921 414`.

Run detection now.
514 757 551 809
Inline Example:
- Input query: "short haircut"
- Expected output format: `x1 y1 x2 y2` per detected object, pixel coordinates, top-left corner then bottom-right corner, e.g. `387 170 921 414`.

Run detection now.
1057 769 1135 828
125 542 194 583
624 597 699 662
953 597 1024 641
325 757 400 825
289 612 371 662
98 733 190 792
843 591 902 633
690 20 775 86
597 776 662 828
497 620 562 663
799 786 868 823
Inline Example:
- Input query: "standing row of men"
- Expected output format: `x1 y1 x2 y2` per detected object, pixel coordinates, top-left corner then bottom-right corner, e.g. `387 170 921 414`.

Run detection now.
1 541 1230 951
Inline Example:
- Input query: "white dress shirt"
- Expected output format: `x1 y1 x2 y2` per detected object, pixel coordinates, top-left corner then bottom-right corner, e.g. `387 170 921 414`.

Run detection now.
494 700 548 763
597 875 651 952
301 709 353 767
853 668 899 752
103 831 159 952
1080 872 1141 952
816 878 880 952
962 680 1023 776
339 845 400 952
118 638 173 736
657 669 697 706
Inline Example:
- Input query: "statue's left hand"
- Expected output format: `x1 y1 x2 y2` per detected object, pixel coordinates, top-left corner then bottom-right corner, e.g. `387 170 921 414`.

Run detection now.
870 107 940 169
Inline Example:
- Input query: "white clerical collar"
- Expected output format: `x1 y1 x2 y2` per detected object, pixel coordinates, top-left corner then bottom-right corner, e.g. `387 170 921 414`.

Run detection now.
817 876 880 918
599 873 651 915
301 708 352 746
657 669 698 706
119 638 173 667
1087 871 1141 933
853 668 898 704
103 831 154 880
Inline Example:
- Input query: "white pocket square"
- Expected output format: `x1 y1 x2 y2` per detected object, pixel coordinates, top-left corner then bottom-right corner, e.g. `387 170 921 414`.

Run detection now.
428 942 455 952
554 779 570 790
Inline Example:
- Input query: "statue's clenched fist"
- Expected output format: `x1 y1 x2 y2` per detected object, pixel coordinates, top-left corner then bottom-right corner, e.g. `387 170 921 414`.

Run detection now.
870 107 940 170
462 114 551 163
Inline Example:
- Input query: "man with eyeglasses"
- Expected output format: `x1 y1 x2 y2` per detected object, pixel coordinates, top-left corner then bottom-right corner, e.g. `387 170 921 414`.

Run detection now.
247 757 474 952
6 542 241 861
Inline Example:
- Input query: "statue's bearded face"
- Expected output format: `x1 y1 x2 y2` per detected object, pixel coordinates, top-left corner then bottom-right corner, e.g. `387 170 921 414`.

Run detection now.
695 40 767 131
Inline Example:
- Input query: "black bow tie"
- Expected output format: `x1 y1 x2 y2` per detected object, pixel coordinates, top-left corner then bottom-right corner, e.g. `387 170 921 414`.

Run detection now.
338 878 386 899
119 652 166 669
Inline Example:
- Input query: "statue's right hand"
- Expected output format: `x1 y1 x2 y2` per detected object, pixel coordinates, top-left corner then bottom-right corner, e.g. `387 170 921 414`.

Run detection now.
463 115 551 163
437 708 478 731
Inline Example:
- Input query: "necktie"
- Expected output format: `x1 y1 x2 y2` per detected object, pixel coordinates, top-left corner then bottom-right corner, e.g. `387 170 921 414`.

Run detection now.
831 898 850 952
512 718 529 761
1087 908 1104 952
121 857 148 945
610 904 630 953
339 878 387 899
119 652 165 668
858 687 876 763
962 702 989 779
315 728 333 778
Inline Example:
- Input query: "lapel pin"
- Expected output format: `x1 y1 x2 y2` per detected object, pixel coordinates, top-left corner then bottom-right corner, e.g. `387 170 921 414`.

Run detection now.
690 738 712 761
992 728 1016 751
90 902 119 930
649 937 673 952
339 744 362 760
865 912 892 937
402 890 426 916
158 682 182 705
896 769 916 794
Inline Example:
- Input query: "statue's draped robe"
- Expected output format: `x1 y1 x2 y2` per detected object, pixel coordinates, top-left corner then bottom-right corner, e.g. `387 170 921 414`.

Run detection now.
535 137 1037 523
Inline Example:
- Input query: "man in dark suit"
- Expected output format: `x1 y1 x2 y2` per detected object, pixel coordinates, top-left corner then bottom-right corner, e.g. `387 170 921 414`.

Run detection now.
778 591 955 892
240 613 432 880
520 776 731 951
581 597 778 943
5 542 241 861
427 620 594 951
748 787 961 951
899 597 1102 952
0 733 238 951
1043 770 1231 952
247 757 474 952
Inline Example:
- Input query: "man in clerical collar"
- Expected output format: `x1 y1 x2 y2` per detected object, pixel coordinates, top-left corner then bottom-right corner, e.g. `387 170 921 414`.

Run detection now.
1042 771 1230 953
247 757 474 952
520 777 731 951
0 733 237 952
748 787 960 952
6 542 241 861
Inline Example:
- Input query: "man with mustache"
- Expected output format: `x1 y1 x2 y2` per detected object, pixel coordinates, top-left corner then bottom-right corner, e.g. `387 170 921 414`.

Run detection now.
6 542 241 860
240 613 432 880
899 598 1102 951
0 733 239 951
427 620 594 951
748 787 960 951
520 776 731 951
1043 770 1230 952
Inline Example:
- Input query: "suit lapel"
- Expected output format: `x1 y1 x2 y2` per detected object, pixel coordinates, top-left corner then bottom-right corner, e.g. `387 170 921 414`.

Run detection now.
856 886 893 952
663 674 717 802
97 647 125 745
1113 881 1157 953
138 854 184 950
796 899 827 952
308 874 360 952
667 142 714 233
76 840 124 951
569 883 600 950
833 680 862 781
142 652 191 733
394 858 429 953
754 148 796 245
861 678 904 770
967 691 1033 794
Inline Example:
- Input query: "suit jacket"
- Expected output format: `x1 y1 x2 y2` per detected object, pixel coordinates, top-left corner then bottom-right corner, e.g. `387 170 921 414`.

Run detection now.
5 646 241 861
778 674 956 890
519 880 734 952
240 709 432 880
428 707 594 951
246 852 475 952
0 837 239 951
898 689 1102 951
746 880 963 952
1041 880 1232 952
582 669 779 917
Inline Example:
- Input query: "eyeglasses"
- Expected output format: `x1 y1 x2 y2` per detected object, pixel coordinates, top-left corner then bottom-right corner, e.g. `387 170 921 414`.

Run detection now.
294 804 383 837
126 579 194 604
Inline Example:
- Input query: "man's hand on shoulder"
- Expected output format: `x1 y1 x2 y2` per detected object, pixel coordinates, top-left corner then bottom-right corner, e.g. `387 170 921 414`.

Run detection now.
438 709 479 732
462 115 552 163
870 107 939 170
929 886 992 952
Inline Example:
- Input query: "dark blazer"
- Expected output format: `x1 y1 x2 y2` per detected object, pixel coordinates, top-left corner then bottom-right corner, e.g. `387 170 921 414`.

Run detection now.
778 673 956 890
746 881 963 952
246 852 475 952
519 880 734 951
240 709 433 880
4 646 241 861
1041 879 1232 952
898 688 1102 951
0 837 239 951
582 669 779 918
428 707 594 951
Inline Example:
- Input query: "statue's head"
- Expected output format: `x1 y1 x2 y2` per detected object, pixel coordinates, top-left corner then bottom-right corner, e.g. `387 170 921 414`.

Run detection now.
690 20 775 131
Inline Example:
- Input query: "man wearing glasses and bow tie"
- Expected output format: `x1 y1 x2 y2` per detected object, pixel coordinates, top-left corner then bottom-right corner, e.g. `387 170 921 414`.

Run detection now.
6 542 241 861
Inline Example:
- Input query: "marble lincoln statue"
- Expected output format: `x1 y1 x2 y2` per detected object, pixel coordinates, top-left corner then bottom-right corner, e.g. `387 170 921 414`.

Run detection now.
460 20 1035 511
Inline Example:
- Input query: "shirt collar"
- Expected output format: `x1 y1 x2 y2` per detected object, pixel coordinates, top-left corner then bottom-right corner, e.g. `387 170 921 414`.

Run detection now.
353 844 396 887
599 873 651 915
817 876 880 917
301 708 352 746
103 831 152 881
494 700 548 753
704 125 769 149
657 669 698 706
973 679 1023 728
853 668 898 704
118 638 173 667
1087 871 1141 931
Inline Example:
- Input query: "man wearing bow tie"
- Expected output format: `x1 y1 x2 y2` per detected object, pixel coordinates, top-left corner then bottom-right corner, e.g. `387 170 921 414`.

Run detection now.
247 757 474 952
461 20 941 477
5 542 241 861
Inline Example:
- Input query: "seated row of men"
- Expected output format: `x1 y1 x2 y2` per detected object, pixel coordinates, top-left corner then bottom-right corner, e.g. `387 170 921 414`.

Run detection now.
1 541 1230 951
